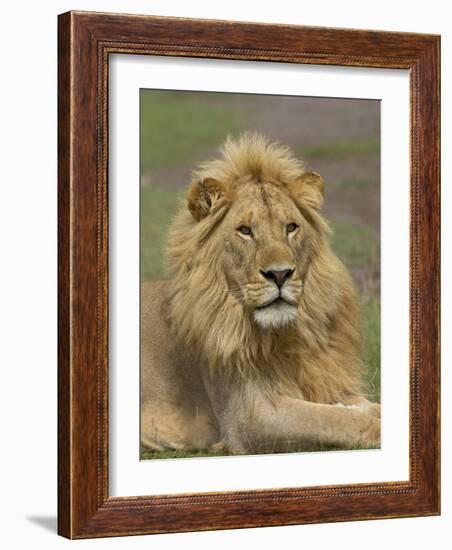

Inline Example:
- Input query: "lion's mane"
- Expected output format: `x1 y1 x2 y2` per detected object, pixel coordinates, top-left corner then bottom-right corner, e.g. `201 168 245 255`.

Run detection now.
165 133 365 403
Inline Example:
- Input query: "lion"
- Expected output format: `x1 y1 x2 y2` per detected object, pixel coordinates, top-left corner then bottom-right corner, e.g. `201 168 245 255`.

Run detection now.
141 132 380 455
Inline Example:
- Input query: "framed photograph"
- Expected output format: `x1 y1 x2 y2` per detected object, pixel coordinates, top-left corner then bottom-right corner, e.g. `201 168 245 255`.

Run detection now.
58 11 440 538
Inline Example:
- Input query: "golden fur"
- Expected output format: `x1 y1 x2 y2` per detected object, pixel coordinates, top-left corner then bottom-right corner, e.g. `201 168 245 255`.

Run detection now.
141 133 380 453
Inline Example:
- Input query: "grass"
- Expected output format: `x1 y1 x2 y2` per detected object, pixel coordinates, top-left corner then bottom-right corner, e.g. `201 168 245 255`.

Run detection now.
141 186 183 280
140 90 242 173
300 137 380 160
330 221 379 270
361 297 381 403
140 446 377 460
141 448 230 461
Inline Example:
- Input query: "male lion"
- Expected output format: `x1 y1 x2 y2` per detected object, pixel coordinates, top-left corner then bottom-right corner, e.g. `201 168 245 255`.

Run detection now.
141 132 380 454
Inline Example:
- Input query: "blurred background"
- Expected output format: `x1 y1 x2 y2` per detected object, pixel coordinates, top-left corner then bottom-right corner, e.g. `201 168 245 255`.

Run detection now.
140 90 381 433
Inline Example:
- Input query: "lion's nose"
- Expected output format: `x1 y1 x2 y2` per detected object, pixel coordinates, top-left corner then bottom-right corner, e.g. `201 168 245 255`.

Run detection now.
260 268 294 289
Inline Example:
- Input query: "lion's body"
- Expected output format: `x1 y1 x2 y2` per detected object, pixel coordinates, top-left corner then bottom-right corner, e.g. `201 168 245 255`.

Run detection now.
141 280 220 450
141 133 380 454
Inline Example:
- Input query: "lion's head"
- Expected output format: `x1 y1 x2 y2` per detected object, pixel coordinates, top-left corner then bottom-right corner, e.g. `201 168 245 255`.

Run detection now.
166 133 361 396
187 163 326 331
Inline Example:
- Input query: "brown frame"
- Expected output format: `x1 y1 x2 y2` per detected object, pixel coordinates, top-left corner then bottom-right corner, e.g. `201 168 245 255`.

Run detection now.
58 10 440 539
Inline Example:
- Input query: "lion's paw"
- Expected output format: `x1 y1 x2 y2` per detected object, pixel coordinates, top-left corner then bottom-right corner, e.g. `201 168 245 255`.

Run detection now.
360 415 381 448
366 402 381 419
209 440 227 452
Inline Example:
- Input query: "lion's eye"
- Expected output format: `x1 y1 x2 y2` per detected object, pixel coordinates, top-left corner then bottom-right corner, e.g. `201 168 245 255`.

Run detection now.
238 225 252 236
286 223 298 234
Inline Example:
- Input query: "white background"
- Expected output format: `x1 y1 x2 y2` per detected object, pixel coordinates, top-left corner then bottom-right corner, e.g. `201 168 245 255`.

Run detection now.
0 1 449 549
110 56 409 496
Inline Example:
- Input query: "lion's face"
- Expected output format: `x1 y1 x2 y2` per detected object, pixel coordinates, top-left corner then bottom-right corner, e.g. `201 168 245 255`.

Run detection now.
186 173 323 330
218 181 310 329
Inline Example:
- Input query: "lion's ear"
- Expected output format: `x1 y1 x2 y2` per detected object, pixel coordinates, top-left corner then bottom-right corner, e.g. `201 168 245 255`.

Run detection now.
290 171 324 210
187 177 229 221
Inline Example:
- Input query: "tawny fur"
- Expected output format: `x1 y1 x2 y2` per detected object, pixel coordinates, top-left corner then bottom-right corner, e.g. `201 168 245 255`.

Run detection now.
168 133 362 401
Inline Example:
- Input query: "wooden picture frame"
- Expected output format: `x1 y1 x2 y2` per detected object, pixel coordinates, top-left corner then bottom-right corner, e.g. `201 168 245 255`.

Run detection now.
58 11 440 539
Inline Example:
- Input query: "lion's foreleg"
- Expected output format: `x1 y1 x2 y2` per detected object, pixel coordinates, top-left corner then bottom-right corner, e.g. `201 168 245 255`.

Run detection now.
337 395 381 419
223 393 380 453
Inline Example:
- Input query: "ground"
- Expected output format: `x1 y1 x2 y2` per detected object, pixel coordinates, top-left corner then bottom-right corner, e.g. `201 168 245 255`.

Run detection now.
140 90 381 460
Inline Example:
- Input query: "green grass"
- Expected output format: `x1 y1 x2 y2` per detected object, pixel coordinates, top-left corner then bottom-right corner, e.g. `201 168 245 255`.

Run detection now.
330 221 379 270
361 297 381 403
300 138 380 160
141 186 183 280
141 428 380 460
141 448 231 461
140 90 243 173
